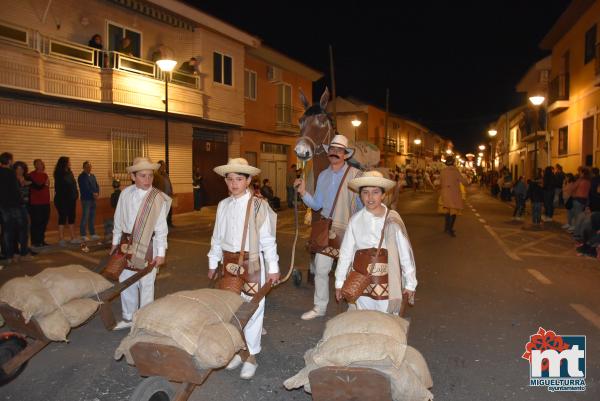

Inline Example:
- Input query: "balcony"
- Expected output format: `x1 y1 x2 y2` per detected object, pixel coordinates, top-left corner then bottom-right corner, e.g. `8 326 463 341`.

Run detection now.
547 73 569 115
0 20 206 118
595 43 600 86
374 137 397 154
274 104 302 134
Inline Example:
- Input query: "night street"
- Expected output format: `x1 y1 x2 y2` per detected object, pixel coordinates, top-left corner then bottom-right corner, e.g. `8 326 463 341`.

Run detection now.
1 187 598 401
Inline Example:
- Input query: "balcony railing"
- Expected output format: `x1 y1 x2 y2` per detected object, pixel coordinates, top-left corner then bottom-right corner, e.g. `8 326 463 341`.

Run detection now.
275 104 303 133
0 19 200 89
548 73 569 104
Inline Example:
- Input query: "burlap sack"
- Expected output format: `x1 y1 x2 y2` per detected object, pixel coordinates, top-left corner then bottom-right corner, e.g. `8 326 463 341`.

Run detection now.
131 289 243 355
378 361 434 401
193 322 245 369
0 276 56 322
312 333 407 368
37 309 71 341
115 329 182 365
36 265 112 305
404 346 433 389
322 310 409 340
61 298 101 327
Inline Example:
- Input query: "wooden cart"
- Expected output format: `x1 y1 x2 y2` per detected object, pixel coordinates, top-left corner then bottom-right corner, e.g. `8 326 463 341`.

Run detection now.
0 265 153 382
126 282 272 401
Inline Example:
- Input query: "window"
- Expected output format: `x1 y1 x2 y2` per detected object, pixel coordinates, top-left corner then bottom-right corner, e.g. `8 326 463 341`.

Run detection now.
111 131 148 178
276 83 292 123
261 142 289 154
558 126 568 156
584 24 597 64
107 22 141 58
244 69 257 100
213 52 233 85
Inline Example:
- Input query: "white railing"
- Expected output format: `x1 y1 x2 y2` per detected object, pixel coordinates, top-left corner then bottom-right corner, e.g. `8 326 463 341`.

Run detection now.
0 19 199 88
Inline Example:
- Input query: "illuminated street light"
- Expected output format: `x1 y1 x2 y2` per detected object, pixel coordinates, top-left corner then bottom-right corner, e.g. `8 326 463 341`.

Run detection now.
351 119 362 127
488 129 497 137
478 144 485 151
413 138 422 167
529 95 545 106
478 152 484 157
414 138 422 145
156 58 177 173
445 149 452 155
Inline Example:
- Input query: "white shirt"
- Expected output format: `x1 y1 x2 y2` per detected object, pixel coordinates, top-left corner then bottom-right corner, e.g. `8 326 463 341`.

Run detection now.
112 185 169 257
335 205 417 291
208 190 279 273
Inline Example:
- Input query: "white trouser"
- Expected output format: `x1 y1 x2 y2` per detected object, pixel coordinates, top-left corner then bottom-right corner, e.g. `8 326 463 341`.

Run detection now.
240 259 266 356
314 253 334 313
355 296 389 313
119 267 157 321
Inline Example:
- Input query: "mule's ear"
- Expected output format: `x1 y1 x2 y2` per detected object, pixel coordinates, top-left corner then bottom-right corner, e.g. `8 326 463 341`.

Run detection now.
319 87 330 110
299 88 310 110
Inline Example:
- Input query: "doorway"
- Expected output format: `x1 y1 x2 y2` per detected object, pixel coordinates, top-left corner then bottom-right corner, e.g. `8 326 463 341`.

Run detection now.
259 142 289 200
192 129 229 206
583 116 594 167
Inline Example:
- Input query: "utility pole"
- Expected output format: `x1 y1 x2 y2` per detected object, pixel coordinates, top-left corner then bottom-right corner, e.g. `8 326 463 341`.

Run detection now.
329 45 337 130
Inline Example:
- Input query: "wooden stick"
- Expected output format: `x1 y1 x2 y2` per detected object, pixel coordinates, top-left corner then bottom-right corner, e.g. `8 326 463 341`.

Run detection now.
329 44 337 129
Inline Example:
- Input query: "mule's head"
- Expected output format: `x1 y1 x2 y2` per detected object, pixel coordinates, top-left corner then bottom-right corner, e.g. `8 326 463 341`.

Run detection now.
295 87 332 161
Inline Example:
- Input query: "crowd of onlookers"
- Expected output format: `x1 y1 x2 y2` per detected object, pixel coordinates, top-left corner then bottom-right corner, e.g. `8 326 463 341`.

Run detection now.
483 164 600 258
0 152 177 265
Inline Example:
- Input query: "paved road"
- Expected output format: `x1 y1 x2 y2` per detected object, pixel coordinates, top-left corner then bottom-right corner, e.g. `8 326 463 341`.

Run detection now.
1 187 599 400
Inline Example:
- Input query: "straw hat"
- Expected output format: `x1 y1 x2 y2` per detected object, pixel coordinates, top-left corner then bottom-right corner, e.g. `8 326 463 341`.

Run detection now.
213 158 261 177
126 157 160 173
349 170 396 192
323 134 355 158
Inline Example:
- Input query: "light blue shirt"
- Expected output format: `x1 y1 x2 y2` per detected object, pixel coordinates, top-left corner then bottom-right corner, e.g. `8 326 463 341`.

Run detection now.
302 164 363 216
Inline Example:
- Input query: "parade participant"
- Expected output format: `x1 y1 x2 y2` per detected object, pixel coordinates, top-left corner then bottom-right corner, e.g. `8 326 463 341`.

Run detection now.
294 134 362 320
439 156 469 237
334 171 417 314
207 158 280 379
111 157 171 330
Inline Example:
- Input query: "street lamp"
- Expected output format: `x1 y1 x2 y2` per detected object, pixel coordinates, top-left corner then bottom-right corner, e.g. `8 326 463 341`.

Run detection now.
156 58 177 174
488 129 497 171
414 138 422 167
351 118 361 142
478 144 485 151
528 95 548 177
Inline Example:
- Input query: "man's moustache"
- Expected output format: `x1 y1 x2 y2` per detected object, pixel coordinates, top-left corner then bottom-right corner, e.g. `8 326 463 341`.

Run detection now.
328 154 341 159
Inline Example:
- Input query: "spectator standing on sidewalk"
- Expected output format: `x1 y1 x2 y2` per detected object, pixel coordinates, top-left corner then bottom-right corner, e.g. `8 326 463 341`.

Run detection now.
53 156 80 246
542 166 556 222
192 168 203 211
286 164 297 208
13 161 34 258
29 159 51 247
562 174 576 230
527 177 544 228
0 153 25 263
554 164 565 207
570 167 591 232
78 161 100 241
512 176 527 221
588 168 600 212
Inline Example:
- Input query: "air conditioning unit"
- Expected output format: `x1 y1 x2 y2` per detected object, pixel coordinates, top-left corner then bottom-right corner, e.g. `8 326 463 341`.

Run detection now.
267 65 282 83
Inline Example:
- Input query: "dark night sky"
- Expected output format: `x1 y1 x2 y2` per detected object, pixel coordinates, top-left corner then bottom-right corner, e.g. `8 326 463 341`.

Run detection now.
189 0 571 153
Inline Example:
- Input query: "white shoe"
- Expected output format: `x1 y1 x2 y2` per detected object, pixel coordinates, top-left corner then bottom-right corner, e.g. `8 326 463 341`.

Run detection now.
113 320 133 330
81 236 90 242
225 354 242 370
240 361 258 379
90 234 101 240
301 308 325 321
261 327 267 336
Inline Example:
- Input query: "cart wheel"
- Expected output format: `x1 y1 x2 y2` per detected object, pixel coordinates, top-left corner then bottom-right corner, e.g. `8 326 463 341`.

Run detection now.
292 269 302 287
129 376 175 401
0 335 28 385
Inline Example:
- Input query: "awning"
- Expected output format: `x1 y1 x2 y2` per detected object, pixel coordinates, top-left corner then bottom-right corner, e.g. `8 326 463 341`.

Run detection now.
109 0 195 31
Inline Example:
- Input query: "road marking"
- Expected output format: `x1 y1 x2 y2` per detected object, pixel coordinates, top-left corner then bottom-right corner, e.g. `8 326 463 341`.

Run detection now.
471 209 477 213
478 218 487 224
475 213 481 217
518 252 578 259
170 238 211 246
571 304 600 330
483 225 522 261
513 234 558 253
526 269 552 285
60 250 100 264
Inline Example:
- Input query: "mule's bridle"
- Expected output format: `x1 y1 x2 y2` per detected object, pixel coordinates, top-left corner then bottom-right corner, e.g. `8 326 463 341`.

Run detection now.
299 113 334 157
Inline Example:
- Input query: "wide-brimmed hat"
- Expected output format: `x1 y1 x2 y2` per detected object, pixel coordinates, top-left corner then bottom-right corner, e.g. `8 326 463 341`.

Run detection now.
349 170 396 192
126 157 160 173
323 134 355 159
214 158 261 177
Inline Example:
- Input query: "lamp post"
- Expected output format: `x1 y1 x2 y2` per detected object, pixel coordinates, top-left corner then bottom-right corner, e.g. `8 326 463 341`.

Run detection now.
351 118 361 143
156 59 177 174
528 95 547 178
488 129 497 171
414 138 422 168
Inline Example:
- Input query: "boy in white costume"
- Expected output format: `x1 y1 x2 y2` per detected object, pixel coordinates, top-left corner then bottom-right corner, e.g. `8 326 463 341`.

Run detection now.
111 157 171 330
207 158 280 379
335 170 417 314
